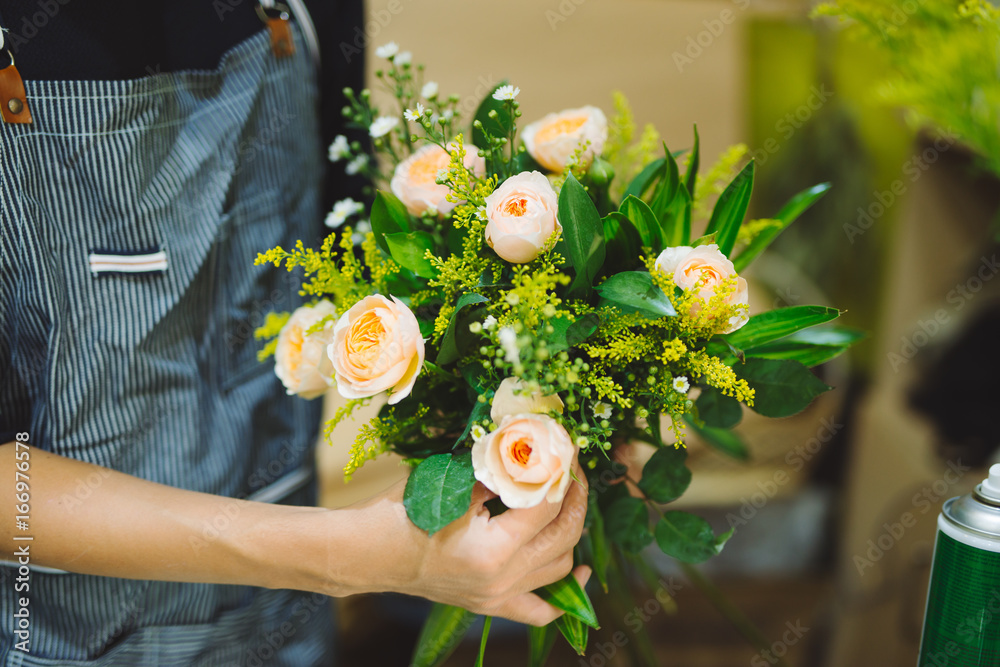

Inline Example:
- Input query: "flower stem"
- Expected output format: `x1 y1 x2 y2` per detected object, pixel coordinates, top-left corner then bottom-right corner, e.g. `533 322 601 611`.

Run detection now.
624 475 792 667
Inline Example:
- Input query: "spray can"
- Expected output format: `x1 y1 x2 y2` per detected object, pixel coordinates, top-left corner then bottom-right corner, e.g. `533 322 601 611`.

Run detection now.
919 464 1000 666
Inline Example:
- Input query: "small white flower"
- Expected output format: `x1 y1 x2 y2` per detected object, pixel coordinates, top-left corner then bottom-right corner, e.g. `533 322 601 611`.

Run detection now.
498 327 519 364
574 436 589 448
592 402 613 420
403 103 425 122
483 316 498 330
369 116 399 139
441 109 454 121
469 322 483 334
421 81 439 99
492 85 520 102
435 168 449 184
327 135 350 162
424 204 438 217
476 205 488 220
345 154 368 176
672 376 690 394
394 51 412 66
471 424 487 442
325 198 366 228
375 42 398 59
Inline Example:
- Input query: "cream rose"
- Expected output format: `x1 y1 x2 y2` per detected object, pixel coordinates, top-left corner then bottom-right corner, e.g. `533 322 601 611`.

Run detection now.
655 243 749 333
484 171 562 264
390 143 486 217
274 300 337 399
328 294 425 404
490 377 564 424
522 106 608 173
471 413 576 509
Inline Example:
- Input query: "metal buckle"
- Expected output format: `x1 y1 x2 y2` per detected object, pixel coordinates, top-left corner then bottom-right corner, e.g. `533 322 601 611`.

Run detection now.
256 3 291 23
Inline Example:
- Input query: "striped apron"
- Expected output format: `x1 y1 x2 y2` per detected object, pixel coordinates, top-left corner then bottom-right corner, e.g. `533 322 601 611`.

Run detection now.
0 19 333 666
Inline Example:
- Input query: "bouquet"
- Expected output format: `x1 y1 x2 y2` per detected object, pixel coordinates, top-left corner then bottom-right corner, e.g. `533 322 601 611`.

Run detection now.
255 43 858 665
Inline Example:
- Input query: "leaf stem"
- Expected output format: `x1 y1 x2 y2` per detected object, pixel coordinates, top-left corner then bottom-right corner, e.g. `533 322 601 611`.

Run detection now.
474 616 491 667
623 474 791 667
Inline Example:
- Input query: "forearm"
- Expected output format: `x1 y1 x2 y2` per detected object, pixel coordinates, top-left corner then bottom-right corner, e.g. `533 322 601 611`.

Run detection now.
0 442 341 594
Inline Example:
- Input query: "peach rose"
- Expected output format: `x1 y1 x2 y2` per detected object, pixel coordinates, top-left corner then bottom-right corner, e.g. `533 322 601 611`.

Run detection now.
328 294 425 404
522 106 608 173
484 171 562 264
654 244 749 333
274 300 337 399
471 413 576 509
390 142 486 217
490 377 564 424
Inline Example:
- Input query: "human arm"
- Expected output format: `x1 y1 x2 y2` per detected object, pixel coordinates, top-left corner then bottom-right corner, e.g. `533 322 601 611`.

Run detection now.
0 441 589 625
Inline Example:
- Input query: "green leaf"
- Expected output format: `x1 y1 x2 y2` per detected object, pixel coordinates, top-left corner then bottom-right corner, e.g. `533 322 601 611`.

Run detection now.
559 173 606 297
637 446 691 504
650 146 689 247
539 573 599 629
474 617 491 667
622 157 665 201
684 415 750 461
371 190 411 255
618 195 662 251
684 125 700 198
528 623 558 667
602 211 643 273
410 603 477 667
705 160 755 258
545 313 600 354
745 326 864 367
654 511 733 563
595 271 676 319
436 292 488 365
403 452 477 535
695 387 742 429
554 614 589 656
453 399 492 449
734 358 833 418
604 496 653 553
733 183 831 272
385 231 437 278
472 81 513 156
663 182 692 247
725 305 841 350
587 496 611 593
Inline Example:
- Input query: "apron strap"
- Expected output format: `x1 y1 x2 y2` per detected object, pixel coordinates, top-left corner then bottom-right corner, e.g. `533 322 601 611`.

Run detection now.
257 0 321 69
0 17 33 125
258 0 320 70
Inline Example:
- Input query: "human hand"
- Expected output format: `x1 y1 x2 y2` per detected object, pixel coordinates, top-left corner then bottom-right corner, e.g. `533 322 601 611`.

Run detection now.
326 457 590 626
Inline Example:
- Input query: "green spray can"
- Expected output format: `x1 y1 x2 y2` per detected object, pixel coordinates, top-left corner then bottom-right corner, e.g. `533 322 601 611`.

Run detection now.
919 464 1000 666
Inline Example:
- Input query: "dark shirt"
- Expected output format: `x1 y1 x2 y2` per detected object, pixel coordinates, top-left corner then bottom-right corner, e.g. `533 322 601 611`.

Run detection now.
0 0 368 233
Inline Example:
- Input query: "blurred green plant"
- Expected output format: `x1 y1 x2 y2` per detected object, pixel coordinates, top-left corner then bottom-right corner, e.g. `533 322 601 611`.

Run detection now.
815 0 1000 176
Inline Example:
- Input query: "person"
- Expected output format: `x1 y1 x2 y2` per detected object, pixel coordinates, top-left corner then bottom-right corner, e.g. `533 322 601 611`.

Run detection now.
0 2 589 664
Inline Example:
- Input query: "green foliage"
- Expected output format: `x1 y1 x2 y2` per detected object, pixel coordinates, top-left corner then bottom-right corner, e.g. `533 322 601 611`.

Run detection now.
604 496 654 553
815 0 1000 176
528 624 558 667
734 358 833 417
410 603 477 667
403 452 477 535
637 445 692 504
654 511 734 563
539 574 599 629
558 173 606 298
594 271 676 319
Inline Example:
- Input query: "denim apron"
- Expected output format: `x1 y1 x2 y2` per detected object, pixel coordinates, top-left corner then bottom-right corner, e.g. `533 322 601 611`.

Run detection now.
0 18 333 666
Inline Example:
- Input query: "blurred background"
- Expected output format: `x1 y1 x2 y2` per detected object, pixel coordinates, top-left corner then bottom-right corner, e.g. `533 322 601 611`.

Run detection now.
312 1 1000 665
